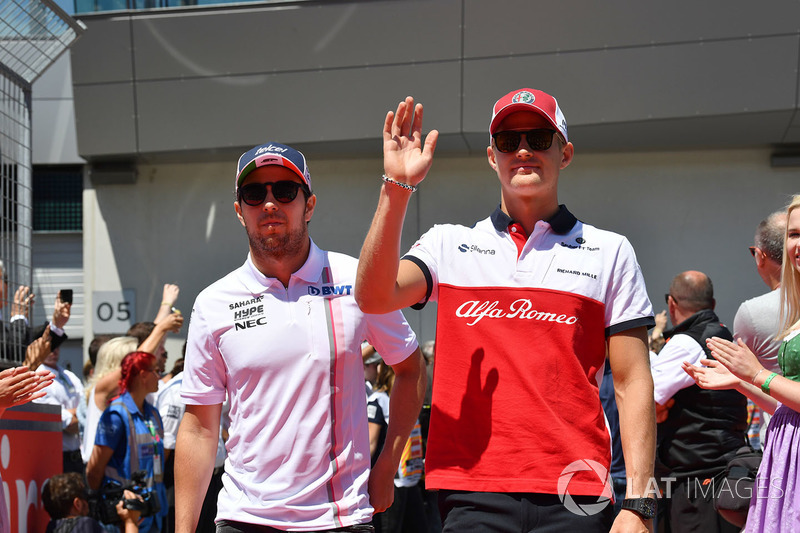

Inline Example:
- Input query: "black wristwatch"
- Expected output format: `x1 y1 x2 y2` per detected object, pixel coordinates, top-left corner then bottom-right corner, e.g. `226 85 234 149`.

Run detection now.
621 498 656 519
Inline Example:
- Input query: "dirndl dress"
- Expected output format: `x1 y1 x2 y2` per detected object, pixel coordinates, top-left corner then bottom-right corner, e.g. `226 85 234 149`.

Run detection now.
745 330 800 532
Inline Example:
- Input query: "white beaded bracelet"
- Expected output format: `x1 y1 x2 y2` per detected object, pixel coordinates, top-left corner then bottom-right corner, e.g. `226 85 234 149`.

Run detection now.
382 174 417 193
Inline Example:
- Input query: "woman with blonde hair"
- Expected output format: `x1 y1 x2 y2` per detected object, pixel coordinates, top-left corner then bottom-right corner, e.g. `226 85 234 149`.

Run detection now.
80 336 138 464
684 194 800 532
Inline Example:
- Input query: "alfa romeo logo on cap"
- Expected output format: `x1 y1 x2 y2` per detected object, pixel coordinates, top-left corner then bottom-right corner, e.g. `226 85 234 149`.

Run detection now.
512 91 535 104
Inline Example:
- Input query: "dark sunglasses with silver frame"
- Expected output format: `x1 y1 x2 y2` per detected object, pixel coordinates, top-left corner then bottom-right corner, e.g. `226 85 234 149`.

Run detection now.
238 181 310 206
492 129 559 153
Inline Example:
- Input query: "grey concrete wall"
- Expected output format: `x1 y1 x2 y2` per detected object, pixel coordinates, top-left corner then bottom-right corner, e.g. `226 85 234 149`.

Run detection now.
70 0 800 159
63 0 800 363
83 147 798 346
32 55 83 165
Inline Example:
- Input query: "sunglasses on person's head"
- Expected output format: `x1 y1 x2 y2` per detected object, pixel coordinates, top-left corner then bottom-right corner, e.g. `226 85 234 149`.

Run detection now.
492 129 558 153
238 181 309 206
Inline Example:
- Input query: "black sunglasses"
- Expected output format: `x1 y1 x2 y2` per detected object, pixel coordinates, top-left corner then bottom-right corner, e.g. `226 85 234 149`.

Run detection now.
492 129 558 153
239 181 309 206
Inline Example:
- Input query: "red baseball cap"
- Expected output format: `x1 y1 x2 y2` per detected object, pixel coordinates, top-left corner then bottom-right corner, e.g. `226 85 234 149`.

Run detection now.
489 88 569 143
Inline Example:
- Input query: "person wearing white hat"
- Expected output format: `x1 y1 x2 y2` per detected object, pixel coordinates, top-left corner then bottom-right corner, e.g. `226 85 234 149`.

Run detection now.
356 90 657 532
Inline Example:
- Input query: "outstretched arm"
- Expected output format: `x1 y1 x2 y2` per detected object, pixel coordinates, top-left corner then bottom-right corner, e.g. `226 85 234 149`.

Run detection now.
355 97 438 314
138 312 183 354
154 284 180 324
608 327 655 533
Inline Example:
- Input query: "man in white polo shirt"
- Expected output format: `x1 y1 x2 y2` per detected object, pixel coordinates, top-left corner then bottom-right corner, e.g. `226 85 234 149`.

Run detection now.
355 91 657 532
175 142 426 533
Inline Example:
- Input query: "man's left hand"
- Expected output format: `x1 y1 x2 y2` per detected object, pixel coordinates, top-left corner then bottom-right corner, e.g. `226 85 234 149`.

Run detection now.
610 509 652 533
367 454 395 514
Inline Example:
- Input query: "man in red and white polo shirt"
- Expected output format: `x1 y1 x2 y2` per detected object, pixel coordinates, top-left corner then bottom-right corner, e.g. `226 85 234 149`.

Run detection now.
175 142 426 532
356 90 657 532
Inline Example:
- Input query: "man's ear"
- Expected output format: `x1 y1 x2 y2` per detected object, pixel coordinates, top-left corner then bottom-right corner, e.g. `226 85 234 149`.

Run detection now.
234 201 246 228
754 248 766 268
487 145 498 172
305 194 317 223
560 142 575 169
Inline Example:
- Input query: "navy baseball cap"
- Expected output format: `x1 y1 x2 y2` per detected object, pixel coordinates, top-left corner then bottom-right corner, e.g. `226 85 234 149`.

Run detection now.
235 142 312 191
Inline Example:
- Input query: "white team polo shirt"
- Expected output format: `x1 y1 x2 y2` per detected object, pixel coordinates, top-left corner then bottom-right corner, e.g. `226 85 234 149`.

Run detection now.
182 240 417 530
403 205 653 496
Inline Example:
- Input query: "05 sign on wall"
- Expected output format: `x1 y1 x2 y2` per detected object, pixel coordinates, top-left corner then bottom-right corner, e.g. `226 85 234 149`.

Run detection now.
93 290 136 334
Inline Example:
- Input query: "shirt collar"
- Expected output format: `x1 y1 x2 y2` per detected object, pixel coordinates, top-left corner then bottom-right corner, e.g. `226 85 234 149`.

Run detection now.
490 204 577 235
239 238 322 294
120 391 143 416
664 308 719 340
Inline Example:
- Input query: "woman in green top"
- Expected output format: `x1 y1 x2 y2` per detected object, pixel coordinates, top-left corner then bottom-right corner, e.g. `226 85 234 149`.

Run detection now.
683 194 800 532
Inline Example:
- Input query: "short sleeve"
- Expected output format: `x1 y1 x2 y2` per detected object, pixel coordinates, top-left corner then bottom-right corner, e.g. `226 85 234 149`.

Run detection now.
363 309 418 367
367 398 384 425
733 303 756 350
401 226 443 306
94 409 125 452
157 386 185 450
181 301 228 405
604 237 654 336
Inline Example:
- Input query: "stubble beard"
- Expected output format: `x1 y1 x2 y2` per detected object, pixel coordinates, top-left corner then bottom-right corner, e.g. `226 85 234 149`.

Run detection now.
246 219 309 260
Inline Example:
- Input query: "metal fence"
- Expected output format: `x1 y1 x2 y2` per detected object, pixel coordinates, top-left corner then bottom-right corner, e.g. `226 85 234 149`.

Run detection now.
0 0 83 366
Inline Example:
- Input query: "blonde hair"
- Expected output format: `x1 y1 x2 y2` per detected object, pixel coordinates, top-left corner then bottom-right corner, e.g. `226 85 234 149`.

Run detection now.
85 336 139 400
779 194 800 338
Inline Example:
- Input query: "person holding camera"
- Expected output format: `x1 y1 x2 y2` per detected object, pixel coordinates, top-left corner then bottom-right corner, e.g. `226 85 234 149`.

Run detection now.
43 472 141 533
86 351 167 533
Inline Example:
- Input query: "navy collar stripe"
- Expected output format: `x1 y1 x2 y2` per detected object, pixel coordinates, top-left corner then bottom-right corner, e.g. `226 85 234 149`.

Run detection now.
490 204 577 235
